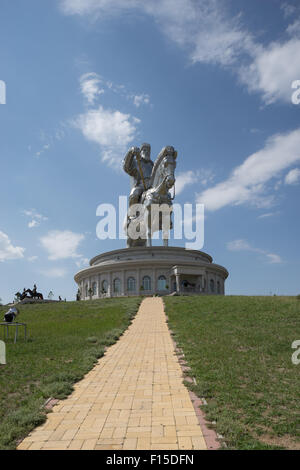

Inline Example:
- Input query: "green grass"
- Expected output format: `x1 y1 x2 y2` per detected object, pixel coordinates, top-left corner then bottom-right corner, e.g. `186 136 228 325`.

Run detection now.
164 295 300 450
0 297 141 450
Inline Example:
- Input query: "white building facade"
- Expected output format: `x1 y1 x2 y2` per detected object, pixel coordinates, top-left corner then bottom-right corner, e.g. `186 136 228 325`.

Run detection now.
74 246 229 300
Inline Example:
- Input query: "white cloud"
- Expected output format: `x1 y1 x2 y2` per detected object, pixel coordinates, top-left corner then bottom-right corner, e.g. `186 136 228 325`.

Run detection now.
23 209 48 228
0 232 25 262
258 212 280 219
281 3 297 18
266 253 282 264
80 72 104 105
35 143 51 158
239 38 300 104
80 72 151 109
133 94 150 108
60 0 131 16
176 169 215 195
287 19 300 37
28 220 39 229
198 169 215 187
197 128 300 211
28 255 38 262
285 167 300 185
40 230 84 260
176 171 198 195
73 105 138 167
227 239 282 264
75 257 90 268
60 0 253 67
60 0 300 105
40 267 67 278
227 239 252 252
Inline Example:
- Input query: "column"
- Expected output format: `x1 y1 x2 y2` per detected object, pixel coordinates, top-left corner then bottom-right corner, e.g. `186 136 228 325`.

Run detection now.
167 276 171 293
98 275 101 299
198 275 202 294
137 269 140 296
109 272 112 297
176 273 181 294
122 270 125 296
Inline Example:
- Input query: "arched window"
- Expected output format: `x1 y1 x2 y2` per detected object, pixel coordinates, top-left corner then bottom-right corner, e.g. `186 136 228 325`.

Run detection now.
158 275 167 291
92 282 97 296
210 279 215 293
101 280 108 293
85 284 88 298
127 277 136 292
143 276 151 291
113 278 121 293
217 281 220 294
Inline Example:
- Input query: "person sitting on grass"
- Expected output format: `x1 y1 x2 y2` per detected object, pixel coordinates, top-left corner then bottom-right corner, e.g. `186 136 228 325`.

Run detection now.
4 307 19 323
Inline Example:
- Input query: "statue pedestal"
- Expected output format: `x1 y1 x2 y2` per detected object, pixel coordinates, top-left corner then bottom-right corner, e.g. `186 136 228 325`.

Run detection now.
74 246 228 299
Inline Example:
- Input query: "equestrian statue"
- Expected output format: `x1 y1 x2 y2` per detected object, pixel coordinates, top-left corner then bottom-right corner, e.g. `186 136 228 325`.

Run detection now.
15 284 44 301
123 143 177 248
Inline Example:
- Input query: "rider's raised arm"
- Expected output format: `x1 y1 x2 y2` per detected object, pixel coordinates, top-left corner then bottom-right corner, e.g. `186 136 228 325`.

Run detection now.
123 147 139 176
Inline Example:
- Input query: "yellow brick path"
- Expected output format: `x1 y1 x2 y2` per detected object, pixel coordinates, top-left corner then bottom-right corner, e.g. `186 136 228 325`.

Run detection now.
18 297 207 450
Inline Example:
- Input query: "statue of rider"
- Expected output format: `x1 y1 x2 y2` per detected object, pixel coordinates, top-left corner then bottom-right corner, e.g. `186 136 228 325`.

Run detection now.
123 143 154 208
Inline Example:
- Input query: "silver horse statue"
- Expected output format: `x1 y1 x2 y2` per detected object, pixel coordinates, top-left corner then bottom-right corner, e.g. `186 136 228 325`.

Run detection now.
125 145 177 248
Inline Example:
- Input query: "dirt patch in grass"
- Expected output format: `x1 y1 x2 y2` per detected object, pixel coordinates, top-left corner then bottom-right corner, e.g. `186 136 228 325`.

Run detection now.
258 434 300 450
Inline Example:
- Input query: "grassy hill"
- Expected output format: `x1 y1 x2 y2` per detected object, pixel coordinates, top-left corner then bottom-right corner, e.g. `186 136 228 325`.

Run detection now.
0 297 141 450
164 295 300 450
0 295 299 450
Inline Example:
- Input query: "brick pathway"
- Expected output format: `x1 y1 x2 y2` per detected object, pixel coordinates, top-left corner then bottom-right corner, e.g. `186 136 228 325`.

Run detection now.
18 297 207 450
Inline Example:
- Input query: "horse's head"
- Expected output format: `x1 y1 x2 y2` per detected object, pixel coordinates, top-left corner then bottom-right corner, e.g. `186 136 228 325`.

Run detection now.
161 147 177 189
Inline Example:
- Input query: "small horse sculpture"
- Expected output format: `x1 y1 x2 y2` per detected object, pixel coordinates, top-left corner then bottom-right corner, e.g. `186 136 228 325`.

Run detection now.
25 288 44 300
15 291 28 301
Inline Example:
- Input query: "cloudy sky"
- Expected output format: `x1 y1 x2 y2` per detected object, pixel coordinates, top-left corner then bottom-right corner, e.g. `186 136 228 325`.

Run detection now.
1 0 300 302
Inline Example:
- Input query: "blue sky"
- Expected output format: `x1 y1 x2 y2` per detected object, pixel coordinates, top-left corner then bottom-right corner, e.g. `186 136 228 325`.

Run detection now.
1 0 300 303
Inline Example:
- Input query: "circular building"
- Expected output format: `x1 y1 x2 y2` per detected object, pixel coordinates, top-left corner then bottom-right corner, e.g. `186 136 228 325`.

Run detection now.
74 246 229 299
